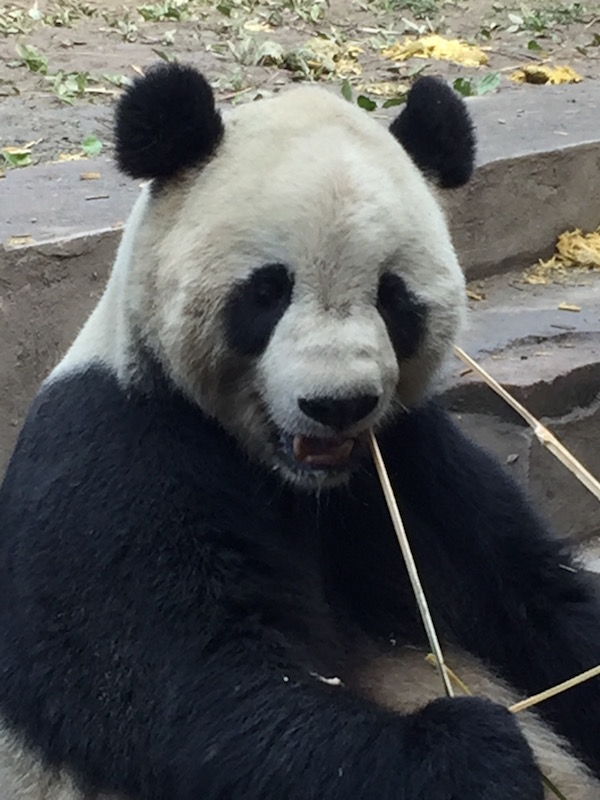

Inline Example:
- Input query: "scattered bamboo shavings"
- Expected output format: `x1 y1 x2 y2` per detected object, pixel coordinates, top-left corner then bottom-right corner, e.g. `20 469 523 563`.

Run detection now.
369 432 454 698
382 35 488 67
525 225 600 284
558 302 581 313
510 65 583 85
453 346 600 503
509 664 600 714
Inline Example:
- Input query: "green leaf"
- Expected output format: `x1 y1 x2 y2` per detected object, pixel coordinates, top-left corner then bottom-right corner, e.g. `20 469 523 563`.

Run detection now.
15 43 48 74
341 79 353 102
452 77 474 97
382 96 406 108
2 148 32 168
151 48 178 63
527 39 542 51
475 71 501 95
356 95 377 112
82 135 103 157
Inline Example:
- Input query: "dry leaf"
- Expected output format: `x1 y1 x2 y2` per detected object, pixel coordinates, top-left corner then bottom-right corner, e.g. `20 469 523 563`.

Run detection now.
356 81 409 97
558 302 581 312
510 65 582 85
300 37 363 77
80 171 101 180
7 234 34 247
467 289 485 301
56 151 86 162
244 19 272 32
3 145 33 155
382 35 488 67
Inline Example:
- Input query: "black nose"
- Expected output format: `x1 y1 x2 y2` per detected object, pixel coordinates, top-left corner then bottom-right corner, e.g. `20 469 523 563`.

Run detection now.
298 395 379 431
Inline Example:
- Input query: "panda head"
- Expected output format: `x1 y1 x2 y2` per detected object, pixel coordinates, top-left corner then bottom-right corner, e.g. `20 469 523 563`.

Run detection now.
114 63 475 489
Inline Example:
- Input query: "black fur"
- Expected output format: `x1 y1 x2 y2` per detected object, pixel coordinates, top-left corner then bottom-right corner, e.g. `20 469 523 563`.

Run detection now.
377 272 427 360
1 367 599 799
115 63 224 180
224 263 294 356
390 77 476 188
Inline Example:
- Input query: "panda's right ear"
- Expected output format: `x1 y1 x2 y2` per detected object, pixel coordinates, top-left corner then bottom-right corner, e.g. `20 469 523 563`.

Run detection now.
389 76 476 189
115 63 224 180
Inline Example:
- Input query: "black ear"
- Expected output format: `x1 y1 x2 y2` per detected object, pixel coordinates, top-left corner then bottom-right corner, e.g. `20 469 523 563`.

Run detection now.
115 63 224 180
389 77 476 189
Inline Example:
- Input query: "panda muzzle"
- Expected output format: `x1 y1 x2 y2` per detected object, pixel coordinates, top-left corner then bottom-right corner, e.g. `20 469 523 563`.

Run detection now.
292 436 355 468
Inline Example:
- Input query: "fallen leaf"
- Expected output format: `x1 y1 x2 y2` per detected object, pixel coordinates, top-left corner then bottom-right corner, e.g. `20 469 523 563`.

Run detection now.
510 65 583 85
7 234 34 247
56 151 86 162
356 81 409 97
243 19 272 32
299 37 363 77
382 35 488 67
467 289 486 301
558 302 581 312
2 145 32 155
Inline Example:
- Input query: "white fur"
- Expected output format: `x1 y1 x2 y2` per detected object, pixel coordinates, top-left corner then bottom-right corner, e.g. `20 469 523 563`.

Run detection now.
0 721 122 800
354 647 600 800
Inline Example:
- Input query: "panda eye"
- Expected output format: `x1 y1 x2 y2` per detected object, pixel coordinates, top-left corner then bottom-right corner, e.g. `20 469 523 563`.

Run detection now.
376 272 427 360
224 263 294 357
252 268 291 309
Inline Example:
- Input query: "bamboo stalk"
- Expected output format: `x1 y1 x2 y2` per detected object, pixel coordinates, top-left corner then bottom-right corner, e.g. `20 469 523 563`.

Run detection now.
509 664 600 714
453 345 600 503
369 432 454 698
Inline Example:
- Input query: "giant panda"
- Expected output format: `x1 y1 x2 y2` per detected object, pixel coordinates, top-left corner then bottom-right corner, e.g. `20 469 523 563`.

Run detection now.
0 62 599 800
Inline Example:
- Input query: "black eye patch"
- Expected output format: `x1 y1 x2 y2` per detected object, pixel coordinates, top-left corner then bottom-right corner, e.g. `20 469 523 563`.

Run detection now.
377 272 427 360
224 264 294 357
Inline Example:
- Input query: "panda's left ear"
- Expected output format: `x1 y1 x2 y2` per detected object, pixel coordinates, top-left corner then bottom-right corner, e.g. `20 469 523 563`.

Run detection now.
389 76 476 189
115 62 224 180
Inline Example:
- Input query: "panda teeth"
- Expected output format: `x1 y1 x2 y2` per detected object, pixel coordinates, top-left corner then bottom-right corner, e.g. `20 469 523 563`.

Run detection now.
292 436 355 468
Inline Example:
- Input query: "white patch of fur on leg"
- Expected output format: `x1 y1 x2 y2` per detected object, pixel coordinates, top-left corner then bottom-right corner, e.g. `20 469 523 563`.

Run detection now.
0 721 123 800
353 646 600 800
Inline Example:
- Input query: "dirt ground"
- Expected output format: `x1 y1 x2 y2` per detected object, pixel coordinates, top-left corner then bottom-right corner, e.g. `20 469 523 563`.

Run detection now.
0 0 599 166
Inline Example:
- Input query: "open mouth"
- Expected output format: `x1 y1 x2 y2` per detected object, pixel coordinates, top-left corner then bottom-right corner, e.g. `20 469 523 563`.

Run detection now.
282 434 357 472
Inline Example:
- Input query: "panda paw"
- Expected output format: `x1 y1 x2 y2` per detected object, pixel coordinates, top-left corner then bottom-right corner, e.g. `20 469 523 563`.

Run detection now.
406 696 544 800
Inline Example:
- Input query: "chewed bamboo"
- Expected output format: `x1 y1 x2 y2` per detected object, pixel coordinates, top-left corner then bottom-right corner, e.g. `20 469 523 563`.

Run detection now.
369 433 454 698
453 346 600 503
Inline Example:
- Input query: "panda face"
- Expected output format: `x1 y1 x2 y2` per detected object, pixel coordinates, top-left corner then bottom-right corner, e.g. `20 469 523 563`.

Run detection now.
114 76 469 489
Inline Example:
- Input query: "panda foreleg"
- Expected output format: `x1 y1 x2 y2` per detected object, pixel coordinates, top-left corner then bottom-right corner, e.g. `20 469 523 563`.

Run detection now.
118 646 543 800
